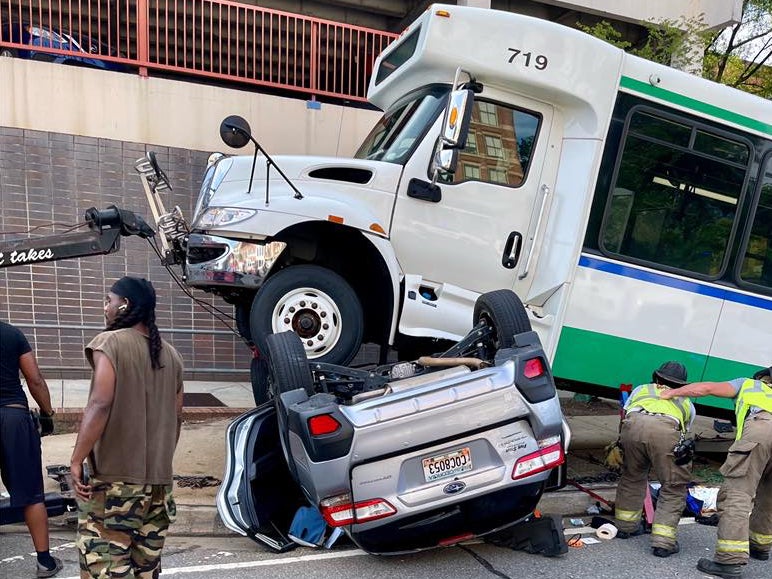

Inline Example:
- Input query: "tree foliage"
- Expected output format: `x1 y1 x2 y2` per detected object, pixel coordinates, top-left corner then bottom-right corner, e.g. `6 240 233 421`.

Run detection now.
577 1 772 98
703 0 772 96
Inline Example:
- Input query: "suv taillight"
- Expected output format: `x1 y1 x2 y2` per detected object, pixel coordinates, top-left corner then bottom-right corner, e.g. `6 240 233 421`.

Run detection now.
523 357 545 378
511 441 564 480
320 494 397 527
308 414 341 436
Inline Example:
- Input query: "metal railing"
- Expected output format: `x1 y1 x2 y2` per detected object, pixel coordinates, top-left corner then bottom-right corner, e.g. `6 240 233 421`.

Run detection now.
0 0 398 102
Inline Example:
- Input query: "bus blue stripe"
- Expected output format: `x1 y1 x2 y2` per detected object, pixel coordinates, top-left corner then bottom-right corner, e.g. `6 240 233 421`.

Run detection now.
578 255 772 311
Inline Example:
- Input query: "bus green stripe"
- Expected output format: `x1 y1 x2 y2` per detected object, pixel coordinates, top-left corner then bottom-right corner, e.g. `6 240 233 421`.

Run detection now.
552 326 759 411
620 76 772 137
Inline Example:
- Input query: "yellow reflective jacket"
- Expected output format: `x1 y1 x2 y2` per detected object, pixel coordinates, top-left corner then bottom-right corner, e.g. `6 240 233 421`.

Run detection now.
735 378 772 440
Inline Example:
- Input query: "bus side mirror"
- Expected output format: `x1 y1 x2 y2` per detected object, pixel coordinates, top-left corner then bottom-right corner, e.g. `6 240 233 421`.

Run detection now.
220 115 253 149
441 89 473 149
431 140 459 176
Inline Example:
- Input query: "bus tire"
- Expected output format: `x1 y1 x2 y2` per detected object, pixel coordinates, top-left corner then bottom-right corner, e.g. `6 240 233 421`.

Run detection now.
235 302 253 343
473 289 531 349
251 265 364 366
250 355 270 405
265 331 315 397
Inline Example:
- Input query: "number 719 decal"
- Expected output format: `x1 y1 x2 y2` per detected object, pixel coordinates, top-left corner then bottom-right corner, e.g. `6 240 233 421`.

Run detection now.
507 48 548 70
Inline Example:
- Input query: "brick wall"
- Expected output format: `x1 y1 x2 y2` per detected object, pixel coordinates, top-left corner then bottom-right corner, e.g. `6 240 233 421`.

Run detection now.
0 127 252 380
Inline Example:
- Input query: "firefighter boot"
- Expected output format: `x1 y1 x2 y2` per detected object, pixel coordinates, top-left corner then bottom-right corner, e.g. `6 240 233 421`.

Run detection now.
697 558 743 578
652 541 679 558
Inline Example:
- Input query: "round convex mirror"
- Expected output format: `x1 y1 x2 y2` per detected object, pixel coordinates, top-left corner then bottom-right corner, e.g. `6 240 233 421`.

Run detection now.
220 115 252 149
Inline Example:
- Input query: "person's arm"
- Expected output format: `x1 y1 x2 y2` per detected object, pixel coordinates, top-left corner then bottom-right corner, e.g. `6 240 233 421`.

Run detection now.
176 388 184 444
175 353 184 444
19 351 54 416
660 381 737 400
70 350 116 499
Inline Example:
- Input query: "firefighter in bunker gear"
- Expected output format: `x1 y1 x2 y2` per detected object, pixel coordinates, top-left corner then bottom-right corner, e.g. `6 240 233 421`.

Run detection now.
614 361 695 558
662 366 772 579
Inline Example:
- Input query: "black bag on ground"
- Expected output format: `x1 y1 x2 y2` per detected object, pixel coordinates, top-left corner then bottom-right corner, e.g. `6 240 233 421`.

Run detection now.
485 514 567 557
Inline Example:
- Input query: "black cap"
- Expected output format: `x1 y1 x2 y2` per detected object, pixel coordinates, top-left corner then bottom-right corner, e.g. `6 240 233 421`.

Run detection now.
652 361 688 386
753 366 771 381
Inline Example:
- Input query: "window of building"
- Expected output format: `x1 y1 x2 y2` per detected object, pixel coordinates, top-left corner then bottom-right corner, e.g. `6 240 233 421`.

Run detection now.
463 164 481 180
600 108 751 278
466 132 477 153
739 157 772 289
478 101 498 126
484 135 504 159
488 168 507 183
448 100 540 188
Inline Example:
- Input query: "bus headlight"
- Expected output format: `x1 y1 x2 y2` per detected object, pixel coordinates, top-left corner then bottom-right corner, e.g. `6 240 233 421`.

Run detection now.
197 208 256 228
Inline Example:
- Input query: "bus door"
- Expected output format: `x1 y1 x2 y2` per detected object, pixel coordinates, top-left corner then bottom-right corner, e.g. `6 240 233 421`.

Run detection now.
390 91 559 304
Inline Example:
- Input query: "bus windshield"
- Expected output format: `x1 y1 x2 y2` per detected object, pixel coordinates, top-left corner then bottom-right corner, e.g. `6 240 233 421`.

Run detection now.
355 86 448 165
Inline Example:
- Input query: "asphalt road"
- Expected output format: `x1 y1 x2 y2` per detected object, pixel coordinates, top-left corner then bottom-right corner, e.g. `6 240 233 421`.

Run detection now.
1 521 769 579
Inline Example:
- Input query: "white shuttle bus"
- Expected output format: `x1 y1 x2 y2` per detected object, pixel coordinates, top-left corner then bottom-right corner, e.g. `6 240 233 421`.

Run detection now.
140 4 771 413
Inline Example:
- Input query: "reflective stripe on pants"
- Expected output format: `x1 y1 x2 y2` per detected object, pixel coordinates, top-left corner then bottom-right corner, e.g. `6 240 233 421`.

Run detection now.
717 539 749 553
615 509 642 523
749 530 772 546
652 524 676 540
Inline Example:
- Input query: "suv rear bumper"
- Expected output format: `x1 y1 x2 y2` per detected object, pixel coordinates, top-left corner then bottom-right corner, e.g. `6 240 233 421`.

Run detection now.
351 481 543 554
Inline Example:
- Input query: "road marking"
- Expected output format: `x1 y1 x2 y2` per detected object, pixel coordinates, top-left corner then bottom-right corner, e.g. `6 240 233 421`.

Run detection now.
58 549 369 578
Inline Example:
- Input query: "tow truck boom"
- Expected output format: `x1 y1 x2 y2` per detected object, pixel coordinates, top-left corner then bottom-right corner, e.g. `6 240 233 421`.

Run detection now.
0 206 155 268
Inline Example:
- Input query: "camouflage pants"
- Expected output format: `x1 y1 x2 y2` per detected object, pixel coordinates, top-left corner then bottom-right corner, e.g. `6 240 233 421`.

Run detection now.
77 480 176 579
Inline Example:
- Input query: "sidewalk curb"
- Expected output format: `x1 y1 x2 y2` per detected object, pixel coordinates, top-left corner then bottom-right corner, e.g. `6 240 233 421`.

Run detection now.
169 503 234 537
537 484 617 519
7 504 235 539
13 485 619 539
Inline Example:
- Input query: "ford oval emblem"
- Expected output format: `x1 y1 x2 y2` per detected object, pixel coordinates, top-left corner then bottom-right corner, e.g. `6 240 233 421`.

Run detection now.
443 481 466 495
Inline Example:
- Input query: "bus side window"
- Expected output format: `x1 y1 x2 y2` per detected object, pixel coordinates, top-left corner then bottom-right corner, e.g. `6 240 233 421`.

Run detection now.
447 100 540 188
600 109 750 279
739 157 772 289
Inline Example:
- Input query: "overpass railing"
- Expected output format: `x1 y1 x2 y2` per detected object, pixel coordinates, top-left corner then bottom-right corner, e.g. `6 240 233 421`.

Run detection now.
0 0 398 102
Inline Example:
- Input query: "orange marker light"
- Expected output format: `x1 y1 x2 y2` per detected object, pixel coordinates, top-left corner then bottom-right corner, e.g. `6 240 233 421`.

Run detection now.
328 215 344 224
435 10 451 18
369 223 386 235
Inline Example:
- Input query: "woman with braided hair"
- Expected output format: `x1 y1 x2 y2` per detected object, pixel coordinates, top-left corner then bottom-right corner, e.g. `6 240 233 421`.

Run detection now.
70 276 184 579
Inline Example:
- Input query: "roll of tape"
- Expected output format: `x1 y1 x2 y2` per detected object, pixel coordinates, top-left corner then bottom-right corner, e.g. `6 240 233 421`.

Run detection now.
596 523 618 540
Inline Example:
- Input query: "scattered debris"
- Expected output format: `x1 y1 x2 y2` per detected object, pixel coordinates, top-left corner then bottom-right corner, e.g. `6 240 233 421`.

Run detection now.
174 475 221 488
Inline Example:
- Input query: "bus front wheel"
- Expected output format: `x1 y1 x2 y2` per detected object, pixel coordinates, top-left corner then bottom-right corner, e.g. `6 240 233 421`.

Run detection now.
250 265 364 366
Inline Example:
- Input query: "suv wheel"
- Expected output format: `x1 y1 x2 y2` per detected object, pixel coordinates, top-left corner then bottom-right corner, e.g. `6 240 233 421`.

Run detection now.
265 331 315 397
473 290 531 349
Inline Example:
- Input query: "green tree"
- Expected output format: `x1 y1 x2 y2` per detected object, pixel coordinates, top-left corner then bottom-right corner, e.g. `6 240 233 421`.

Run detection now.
577 1 772 98
703 0 772 96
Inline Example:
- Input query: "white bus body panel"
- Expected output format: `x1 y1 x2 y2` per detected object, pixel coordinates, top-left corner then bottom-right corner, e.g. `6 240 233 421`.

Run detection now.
565 256 723 356
202 155 403 239
369 4 623 140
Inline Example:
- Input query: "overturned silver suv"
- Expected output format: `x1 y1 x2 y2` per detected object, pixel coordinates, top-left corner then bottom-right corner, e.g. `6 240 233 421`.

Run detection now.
217 290 570 554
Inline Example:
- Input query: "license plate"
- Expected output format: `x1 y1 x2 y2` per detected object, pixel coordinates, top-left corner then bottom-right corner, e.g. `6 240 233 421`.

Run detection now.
422 447 472 482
